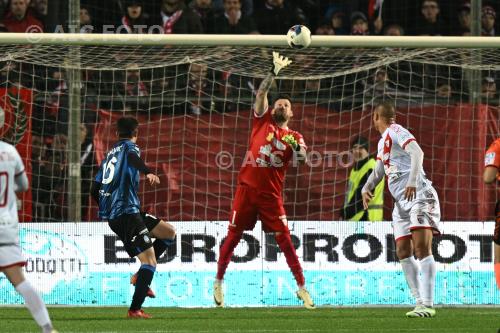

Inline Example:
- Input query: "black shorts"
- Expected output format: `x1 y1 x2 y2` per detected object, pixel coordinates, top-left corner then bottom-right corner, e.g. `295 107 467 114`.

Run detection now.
495 201 500 246
108 213 153 258
141 212 162 232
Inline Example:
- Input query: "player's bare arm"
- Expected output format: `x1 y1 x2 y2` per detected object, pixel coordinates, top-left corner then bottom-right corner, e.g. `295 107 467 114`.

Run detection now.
404 140 424 201
483 166 498 184
362 159 384 210
254 74 273 116
255 52 292 116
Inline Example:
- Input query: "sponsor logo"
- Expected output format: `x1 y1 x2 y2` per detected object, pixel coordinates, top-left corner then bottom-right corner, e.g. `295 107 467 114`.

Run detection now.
272 137 286 151
21 229 88 293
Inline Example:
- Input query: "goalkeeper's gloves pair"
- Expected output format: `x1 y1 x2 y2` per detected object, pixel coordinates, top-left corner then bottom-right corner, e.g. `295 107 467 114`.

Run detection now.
270 51 292 76
282 134 301 152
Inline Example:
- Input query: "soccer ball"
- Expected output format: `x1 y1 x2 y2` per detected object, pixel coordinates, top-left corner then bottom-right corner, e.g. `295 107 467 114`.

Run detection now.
286 25 312 49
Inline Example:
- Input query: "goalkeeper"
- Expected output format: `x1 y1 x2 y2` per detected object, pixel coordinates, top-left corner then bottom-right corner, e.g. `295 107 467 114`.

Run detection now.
213 52 314 309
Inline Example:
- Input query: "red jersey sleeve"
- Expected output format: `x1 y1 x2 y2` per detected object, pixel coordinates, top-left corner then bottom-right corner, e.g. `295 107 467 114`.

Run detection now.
253 107 271 120
485 139 500 169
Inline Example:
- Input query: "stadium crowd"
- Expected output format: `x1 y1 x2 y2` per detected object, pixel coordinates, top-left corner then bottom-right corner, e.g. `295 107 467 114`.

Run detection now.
0 0 497 222
0 0 498 37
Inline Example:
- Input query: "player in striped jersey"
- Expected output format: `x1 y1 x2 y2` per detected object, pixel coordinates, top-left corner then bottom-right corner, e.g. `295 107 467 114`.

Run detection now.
91 117 176 318
362 102 441 318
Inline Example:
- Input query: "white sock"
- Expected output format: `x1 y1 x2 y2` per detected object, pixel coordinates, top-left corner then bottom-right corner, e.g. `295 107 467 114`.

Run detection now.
15 280 52 329
400 256 422 305
419 255 436 307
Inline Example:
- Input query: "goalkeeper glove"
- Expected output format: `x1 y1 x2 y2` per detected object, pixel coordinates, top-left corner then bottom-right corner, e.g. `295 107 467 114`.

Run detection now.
282 134 301 152
270 51 292 76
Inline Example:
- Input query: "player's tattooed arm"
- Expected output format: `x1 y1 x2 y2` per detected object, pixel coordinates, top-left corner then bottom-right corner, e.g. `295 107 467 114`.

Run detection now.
254 73 274 116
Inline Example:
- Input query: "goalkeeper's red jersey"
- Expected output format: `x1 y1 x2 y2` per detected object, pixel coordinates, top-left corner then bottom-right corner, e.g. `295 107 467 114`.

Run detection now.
485 138 500 181
237 109 306 196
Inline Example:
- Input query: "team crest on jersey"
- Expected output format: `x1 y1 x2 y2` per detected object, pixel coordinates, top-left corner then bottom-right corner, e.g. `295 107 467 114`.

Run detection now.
266 132 274 142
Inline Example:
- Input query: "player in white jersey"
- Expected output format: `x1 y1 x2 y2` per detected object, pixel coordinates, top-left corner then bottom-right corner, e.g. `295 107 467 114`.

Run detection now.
0 130 57 332
362 102 441 318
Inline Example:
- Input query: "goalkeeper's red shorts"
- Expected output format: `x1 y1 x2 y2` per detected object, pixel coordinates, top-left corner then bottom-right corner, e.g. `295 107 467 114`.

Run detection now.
228 184 289 233
495 201 500 246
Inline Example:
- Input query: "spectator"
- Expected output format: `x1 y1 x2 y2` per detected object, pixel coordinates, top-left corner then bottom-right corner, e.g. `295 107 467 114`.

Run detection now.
436 83 452 98
481 76 497 100
153 0 203 34
254 0 307 35
372 68 392 95
341 136 384 222
187 63 209 115
47 145 68 221
79 123 95 221
31 0 48 26
454 1 471 36
208 0 258 34
79 5 94 33
119 0 149 34
413 0 447 36
482 5 496 36
212 0 253 17
350 11 369 35
3 0 44 33
189 0 215 33
316 6 347 35
384 23 404 36
123 64 149 97
31 135 51 221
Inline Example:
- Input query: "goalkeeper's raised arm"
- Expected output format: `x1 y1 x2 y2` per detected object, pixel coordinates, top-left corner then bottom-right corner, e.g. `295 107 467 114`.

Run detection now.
254 52 292 116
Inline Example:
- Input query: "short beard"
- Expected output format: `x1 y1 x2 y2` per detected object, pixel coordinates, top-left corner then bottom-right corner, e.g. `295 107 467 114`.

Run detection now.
272 111 287 124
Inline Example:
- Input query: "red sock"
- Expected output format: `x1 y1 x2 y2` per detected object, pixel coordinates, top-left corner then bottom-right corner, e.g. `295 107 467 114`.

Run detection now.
275 232 305 287
495 263 500 290
216 229 242 281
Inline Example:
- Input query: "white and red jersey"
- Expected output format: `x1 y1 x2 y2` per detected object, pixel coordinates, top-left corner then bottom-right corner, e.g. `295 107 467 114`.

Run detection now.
0 141 25 244
238 108 306 196
377 123 428 202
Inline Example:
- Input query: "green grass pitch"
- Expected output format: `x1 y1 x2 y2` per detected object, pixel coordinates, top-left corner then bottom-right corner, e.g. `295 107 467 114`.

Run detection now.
1 307 499 333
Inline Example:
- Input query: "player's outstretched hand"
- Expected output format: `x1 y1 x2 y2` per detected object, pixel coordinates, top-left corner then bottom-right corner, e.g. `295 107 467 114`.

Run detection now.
404 186 416 201
362 190 373 210
146 173 160 186
270 51 292 76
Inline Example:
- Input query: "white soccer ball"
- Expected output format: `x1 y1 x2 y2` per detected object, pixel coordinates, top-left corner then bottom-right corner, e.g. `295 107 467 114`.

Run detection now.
286 25 312 49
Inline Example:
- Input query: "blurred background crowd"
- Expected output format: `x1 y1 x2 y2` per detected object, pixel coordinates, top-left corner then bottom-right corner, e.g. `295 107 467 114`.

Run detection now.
0 0 498 37
0 0 497 222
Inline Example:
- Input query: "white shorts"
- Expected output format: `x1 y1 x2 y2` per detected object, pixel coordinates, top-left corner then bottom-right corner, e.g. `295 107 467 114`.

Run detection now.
0 244 26 269
392 184 441 242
